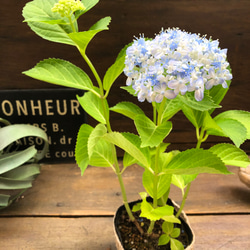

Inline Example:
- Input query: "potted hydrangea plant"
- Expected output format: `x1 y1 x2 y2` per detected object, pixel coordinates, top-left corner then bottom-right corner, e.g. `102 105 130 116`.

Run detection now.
22 0 250 249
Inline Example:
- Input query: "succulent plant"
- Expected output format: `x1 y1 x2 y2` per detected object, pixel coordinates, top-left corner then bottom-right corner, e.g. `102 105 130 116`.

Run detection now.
0 118 48 209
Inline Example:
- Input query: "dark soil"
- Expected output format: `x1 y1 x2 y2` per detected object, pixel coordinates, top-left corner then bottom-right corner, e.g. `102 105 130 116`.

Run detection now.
116 209 191 250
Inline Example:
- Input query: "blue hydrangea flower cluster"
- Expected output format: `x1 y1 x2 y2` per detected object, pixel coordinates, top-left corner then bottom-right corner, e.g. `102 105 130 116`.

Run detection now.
124 28 232 103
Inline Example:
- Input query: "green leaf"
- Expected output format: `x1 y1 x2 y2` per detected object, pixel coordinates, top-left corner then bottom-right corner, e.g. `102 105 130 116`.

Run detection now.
203 112 226 137
75 0 99 19
171 228 181 238
162 148 232 175
140 198 174 221
23 58 94 92
88 138 114 167
143 169 172 199
170 238 184 250
110 102 145 120
213 118 247 147
121 85 137 96
103 132 150 169
68 17 111 53
214 110 250 139
135 115 172 148
158 97 182 121
179 92 220 111
22 0 76 45
182 106 206 129
88 124 107 158
208 72 231 114
0 146 37 175
209 143 250 168
75 124 93 175
77 92 108 124
162 221 174 234
132 202 141 212
158 234 170 246
171 174 197 190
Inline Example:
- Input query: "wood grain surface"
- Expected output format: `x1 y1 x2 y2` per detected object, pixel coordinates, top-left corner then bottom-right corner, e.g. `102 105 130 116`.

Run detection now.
0 163 250 249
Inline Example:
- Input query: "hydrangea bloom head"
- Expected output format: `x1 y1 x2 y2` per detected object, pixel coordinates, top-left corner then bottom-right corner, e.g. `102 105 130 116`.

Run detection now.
124 28 232 103
52 0 85 17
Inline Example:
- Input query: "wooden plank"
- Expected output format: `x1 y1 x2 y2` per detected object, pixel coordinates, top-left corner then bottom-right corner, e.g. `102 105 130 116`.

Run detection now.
0 164 249 216
0 215 249 250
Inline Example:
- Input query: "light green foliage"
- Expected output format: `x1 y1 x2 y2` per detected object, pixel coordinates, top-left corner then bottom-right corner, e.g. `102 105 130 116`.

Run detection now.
134 115 172 148
23 59 95 93
159 222 183 249
22 1 250 249
77 92 109 124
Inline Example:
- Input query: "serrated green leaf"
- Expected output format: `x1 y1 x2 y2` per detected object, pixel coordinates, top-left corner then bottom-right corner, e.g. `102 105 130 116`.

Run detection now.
204 112 226 137
209 143 250 168
88 124 107 158
121 85 137 96
179 92 220 111
215 110 250 139
122 133 150 168
110 102 145 120
103 132 150 169
182 105 206 129
158 234 170 246
140 199 174 221
75 124 93 175
214 118 247 147
103 55 125 92
88 138 114 167
23 58 94 92
75 0 99 19
77 92 108 124
103 43 132 92
22 0 76 45
135 115 172 148
162 148 232 175
208 74 231 114
171 174 197 190
158 97 182 121
68 17 111 53
143 169 171 199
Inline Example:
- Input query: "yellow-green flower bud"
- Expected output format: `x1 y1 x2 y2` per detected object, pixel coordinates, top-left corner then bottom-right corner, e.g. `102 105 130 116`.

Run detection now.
51 0 85 17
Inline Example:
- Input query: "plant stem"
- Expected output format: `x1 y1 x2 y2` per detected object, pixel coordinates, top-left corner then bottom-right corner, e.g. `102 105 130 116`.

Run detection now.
177 125 208 217
176 182 191 218
147 99 167 235
79 48 142 233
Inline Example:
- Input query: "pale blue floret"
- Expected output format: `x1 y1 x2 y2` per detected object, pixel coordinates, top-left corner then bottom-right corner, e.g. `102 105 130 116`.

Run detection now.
124 28 232 103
